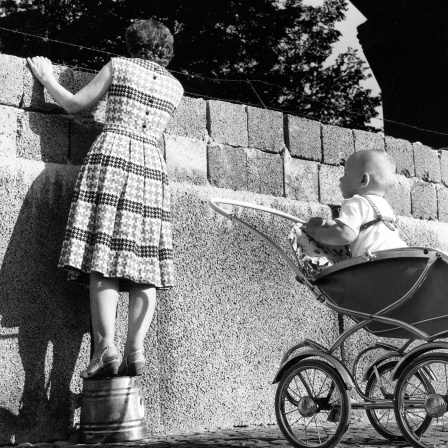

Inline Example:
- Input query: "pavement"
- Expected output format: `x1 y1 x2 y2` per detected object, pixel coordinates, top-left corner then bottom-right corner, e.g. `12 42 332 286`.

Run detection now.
9 423 409 448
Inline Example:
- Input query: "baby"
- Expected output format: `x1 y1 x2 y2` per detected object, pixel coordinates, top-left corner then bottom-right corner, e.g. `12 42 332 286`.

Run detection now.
300 149 407 264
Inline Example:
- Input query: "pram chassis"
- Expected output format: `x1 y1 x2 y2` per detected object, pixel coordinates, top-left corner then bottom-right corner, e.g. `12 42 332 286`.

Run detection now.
209 198 448 448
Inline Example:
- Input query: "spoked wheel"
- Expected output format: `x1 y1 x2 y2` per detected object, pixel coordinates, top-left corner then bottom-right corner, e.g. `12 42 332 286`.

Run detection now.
275 359 351 448
365 360 432 441
394 353 448 448
365 361 404 441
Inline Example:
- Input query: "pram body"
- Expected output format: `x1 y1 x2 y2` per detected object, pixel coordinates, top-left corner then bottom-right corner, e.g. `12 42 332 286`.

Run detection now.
209 198 448 448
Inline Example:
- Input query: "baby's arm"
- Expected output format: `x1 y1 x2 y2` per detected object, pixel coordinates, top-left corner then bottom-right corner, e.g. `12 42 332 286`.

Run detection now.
307 217 337 228
27 57 112 114
305 218 357 246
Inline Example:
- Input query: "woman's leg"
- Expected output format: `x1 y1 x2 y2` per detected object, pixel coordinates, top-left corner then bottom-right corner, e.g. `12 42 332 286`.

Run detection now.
124 282 156 357
89 270 120 358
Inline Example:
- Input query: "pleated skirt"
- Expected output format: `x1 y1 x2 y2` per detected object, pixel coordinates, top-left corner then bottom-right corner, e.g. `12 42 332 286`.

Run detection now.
58 128 174 290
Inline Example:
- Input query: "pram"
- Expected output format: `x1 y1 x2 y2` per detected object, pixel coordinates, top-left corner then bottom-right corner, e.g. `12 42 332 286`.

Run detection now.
209 198 448 448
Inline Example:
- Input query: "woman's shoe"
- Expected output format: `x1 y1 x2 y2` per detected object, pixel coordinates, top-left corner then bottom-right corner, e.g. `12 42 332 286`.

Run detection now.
80 346 120 379
118 350 146 376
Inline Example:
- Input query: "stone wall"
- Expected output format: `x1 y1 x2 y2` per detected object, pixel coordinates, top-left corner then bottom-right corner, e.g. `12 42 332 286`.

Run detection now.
1 53 448 444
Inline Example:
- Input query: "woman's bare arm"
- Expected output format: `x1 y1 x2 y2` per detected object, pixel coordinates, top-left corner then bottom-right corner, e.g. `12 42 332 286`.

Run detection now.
27 56 112 114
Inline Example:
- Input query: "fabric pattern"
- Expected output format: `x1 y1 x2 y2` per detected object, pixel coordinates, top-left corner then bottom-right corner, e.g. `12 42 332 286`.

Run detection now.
288 224 351 278
58 57 184 290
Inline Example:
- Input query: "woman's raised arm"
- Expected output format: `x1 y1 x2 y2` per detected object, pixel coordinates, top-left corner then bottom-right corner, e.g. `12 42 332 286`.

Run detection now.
27 56 113 114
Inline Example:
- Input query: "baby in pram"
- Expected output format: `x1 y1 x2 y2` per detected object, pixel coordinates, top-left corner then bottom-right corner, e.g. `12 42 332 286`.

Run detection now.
290 149 407 271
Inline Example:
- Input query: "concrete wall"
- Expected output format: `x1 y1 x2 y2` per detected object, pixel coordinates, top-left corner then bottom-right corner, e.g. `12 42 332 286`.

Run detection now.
1 53 448 444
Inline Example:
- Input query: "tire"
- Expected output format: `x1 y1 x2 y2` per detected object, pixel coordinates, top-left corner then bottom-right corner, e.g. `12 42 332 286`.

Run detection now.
365 361 405 441
394 352 447 448
364 360 432 441
275 359 351 448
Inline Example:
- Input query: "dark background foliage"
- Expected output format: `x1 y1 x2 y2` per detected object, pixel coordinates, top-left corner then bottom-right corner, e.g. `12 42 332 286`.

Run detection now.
0 0 381 131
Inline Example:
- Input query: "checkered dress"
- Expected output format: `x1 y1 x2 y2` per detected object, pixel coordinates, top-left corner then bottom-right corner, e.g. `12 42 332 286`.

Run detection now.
58 57 184 290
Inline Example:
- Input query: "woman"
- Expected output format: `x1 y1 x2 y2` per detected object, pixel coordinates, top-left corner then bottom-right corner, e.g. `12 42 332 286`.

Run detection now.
28 18 184 378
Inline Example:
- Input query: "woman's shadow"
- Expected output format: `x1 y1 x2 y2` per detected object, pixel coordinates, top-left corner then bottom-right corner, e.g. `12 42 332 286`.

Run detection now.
0 159 90 444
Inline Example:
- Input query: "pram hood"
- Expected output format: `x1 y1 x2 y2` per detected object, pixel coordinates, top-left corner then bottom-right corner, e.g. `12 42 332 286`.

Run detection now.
313 247 448 340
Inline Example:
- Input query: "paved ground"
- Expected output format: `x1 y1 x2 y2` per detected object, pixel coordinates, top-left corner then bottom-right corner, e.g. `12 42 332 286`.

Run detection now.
12 423 409 448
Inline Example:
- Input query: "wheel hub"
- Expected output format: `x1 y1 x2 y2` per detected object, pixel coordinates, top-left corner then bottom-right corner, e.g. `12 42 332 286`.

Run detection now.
424 394 447 418
298 396 317 417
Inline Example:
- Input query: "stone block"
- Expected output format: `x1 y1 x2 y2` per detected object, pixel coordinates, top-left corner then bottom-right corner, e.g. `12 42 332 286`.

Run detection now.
207 100 248 147
385 174 411 217
285 115 321 161
0 106 18 158
246 148 283 196
17 112 69 164
159 184 339 432
284 151 319 202
397 216 448 251
165 134 207 185
166 96 207 141
385 136 414 177
411 180 437 220
269 196 333 224
70 118 104 165
208 144 247 191
322 124 354 165
439 149 448 186
73 70 107 122
437 185 448 223
353 129 385 152
0 158 89 443
0 54 24 107
247 106 284 153
23 64 73 112
395 216 414 247
319 164 344 205
413 143 441 183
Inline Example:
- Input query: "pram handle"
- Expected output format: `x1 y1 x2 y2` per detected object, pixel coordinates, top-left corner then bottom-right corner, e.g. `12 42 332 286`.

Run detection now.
208 198 311 281
208 198 306 224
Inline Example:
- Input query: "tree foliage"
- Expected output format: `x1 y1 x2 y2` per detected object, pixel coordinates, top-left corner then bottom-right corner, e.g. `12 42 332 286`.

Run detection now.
0 0 381 130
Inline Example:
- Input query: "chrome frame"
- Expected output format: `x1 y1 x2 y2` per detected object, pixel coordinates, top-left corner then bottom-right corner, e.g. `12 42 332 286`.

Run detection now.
209 198 447 410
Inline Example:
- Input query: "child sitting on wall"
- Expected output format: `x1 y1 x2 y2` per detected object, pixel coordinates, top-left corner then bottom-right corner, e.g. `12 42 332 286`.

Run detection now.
290 149 407 271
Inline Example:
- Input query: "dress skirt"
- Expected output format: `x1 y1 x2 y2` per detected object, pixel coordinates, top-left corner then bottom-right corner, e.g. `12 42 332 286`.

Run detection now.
58 128 174 290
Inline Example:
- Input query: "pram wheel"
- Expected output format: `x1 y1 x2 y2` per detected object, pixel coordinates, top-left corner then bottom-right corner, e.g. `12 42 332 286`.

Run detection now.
394 353 447 448
365 360 433 442
365 361 404 441
275 359 350 448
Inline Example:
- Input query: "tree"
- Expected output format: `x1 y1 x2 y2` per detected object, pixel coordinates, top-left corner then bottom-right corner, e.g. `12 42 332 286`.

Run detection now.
0 0 381 131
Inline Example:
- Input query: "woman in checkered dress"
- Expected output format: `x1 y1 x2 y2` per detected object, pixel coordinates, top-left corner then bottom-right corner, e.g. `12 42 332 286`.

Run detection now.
28 19 184 379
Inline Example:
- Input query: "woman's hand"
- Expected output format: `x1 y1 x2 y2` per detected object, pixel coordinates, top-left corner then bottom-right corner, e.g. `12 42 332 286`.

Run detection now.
25 58 112 114
27 56 54 85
